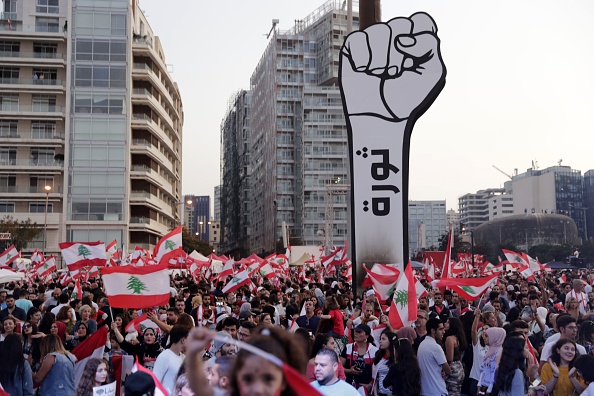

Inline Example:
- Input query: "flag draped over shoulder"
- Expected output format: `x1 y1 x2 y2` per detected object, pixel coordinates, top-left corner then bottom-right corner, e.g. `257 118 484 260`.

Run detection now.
101 262 170 308
59 241 106 270
433 275 499 301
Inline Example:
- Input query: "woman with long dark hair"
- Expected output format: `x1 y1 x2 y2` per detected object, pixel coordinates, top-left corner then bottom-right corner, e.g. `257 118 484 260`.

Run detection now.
306 333 346 381
38 312 55 335
491 336 526 396
26 307 42 327
444 317 468 396
21 321 42 371
541 338 585 396
0 333 34 396
372 330 396 396
383 338 421 396
75 358 108 396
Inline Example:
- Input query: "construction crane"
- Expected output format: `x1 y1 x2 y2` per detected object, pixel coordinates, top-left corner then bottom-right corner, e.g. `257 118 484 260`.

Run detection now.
492 165 513 180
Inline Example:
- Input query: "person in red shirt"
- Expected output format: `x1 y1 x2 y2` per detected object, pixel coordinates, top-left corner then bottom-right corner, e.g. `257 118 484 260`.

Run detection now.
320 296 345 339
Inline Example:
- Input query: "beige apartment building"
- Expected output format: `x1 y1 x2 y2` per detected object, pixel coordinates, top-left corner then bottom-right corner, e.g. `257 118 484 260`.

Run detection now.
0 0 182 261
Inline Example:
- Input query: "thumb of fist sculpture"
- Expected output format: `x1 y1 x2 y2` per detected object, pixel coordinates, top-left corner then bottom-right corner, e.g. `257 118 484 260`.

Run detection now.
340 12 446 121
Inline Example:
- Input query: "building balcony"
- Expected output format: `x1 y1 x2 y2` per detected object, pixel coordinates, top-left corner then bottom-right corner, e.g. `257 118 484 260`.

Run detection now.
7 211 61 225
0 185 63 195
132 63 180 120
0 159 64 170
129 216 170 235
130 190 171 212
0 130 65 143
0 105 65 118
130 140 174 173
0 51 66 66
130 165 175 197
0 78 65 92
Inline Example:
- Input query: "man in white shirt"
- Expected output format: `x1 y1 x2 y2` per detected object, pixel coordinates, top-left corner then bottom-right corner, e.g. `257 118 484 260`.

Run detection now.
153 326 189 395
568 279 588 315
418 318 451 396
50 293 77 319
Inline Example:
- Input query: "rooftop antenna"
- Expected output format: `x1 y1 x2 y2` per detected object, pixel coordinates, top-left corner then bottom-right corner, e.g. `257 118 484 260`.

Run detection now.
266 19 279 39
558 159 563 166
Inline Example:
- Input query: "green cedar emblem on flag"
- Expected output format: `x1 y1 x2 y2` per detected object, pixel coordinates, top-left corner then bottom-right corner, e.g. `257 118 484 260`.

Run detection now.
78 245 91 258
6 253 11 259
127 276 149 294
394 289 408 309
165 240 176 250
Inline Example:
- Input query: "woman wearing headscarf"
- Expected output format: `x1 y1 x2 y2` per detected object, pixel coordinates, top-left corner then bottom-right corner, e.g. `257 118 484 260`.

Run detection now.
396 327 417 346
477 327 506 395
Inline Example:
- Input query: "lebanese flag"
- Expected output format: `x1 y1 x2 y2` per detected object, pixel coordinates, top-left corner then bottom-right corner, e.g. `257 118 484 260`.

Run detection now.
106 240 117 255
30 250 44 265
362 264 400 303
502 249 528 267
132 358 168 396
73 326 109 384
101 262 170 308
222 269 251 294
60 241 107 271
343 260 353 283
217 259 235 282
482 261 503 276
442 228 454 279
70 279 82 301
125 313 160 334
153 226 182 265
524 253 542 273
246 261 260 276
451 261 467 277
36 256 56 278
0 245 19 267
259 262 275 279
433 274 499 301
388 263 417 330
423 256 435 282
415 276 429 298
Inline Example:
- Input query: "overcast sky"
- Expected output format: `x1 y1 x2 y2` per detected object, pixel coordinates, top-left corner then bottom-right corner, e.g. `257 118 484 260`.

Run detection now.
140 0 594 213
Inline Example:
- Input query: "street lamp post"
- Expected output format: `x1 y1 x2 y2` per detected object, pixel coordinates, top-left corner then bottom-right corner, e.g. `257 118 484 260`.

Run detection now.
199 221 203 241
43 185 51 254
175 199 192 227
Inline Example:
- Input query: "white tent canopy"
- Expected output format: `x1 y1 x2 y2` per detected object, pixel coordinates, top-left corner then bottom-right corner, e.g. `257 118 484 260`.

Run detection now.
0 269 24 284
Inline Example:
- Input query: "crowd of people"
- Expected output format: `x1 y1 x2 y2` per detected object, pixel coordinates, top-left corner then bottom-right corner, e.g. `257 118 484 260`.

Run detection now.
3 266 594 395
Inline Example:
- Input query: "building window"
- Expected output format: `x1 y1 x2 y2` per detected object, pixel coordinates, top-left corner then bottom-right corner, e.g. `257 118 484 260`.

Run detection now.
0 120 17 137
0 41 19 56
32 94 56 112
37 0 59 14
0 67 19 83
32 121 56 139
0 148 16 165
31 148 55 165
30 176 54 192
0 175 15 192
36 17 60 33
0 94 18 111
0 203 15 212
33 43 57 58
30 202 53 213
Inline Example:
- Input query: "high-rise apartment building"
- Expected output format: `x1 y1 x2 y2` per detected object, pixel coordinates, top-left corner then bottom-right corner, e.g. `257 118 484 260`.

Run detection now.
0 0 183 258
221 0 358 255
511 165 585 238
408 201 447 254
584 170 594 241
213 185 220 221
458 188 507 231
184 195 210 241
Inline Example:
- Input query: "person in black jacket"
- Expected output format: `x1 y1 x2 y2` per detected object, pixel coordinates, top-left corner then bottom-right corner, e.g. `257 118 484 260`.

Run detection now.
111 322 163 370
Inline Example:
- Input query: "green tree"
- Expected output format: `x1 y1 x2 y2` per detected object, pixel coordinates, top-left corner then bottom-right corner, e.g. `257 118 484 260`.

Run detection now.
0 216 43 251
437 232 467 257
181 227 213 256
78 244 91 258
127 276 148 294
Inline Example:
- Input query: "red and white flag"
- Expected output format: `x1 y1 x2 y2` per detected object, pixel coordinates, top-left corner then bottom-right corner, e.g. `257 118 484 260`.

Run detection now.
125 313 160 334
153 226 182 265
70 279 82 301
362 264 400 303
60 241 106 271
30 250 44 265
106 240 117 255
217 259 235 282
423 256 435 282
482 261 503 276
101 262 170 308
259 262 275 280
442 228 454 279
72 326 109 385
502 249 528 268
388 263 418 330
0 245 19 267
36 256 56 278
433 274 499 301
342 260 353 283
222 269 251 294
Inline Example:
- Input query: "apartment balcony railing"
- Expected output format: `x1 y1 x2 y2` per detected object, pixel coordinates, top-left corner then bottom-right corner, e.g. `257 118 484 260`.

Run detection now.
0 78 65 86
0 131 64 139
0 105 64 113
0 186 63 193
0 159 63 167
130 216 150 224
0 51 66 60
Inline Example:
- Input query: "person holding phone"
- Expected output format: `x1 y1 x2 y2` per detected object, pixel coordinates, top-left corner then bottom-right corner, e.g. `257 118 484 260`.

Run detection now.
341 324 378 394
